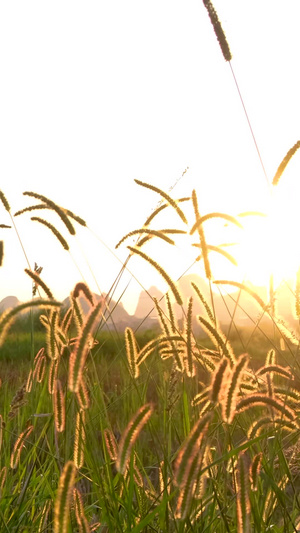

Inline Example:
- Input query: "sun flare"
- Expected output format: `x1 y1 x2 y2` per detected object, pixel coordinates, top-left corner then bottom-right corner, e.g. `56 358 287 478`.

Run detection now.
232 189 300 290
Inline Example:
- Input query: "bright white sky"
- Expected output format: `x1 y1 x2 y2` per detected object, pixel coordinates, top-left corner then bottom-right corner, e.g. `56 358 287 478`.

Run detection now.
0 1 300 314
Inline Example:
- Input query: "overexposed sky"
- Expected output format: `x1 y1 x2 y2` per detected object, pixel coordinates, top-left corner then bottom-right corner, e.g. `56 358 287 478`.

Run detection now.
0 1 300 313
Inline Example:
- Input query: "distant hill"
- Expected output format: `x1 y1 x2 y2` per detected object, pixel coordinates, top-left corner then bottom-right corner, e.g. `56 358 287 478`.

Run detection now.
139 274 297 331
134 286 166 319
62 292 157 331
0 296 20 312
0 274 297 333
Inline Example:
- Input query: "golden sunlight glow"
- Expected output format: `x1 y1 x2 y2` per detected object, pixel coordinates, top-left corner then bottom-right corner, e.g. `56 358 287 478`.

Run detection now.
232 185 300 290
141 174 300 305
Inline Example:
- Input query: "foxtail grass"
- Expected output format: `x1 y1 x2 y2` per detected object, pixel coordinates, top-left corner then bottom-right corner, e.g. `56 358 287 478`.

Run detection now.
72 282 94 306
190 211 242 234
222 353 248 423
174 412 211 488
214 279 267 310
144 196 190 226
184 297 196 377
31 216 70 250
127 246 183 305
33 352 46 383
54 379 65 433
210 357 229 403
116 403 153 475
0 299 61 347
76 378 90 410
202 0 232 61
272 140 300 185
116 228 178 248
250 452 263 491
134 179 188 224
191 189 211 279
54 461 77 533
236 451 250 533
0 466 7 497
125 327 139 379
236 394 297 422
192 281 215 323
104 428 118 462
68 299 103 392
198 315 235 365
10 425 34 469
73 487 90 533
0 190 11 212
23 191 76 234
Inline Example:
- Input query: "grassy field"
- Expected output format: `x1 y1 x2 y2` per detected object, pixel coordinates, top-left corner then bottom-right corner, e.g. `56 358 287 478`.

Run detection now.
1 207 300 533
1 3 300 532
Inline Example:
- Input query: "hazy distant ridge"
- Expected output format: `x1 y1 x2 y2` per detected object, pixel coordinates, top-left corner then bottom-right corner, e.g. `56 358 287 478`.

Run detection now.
0 273 296 331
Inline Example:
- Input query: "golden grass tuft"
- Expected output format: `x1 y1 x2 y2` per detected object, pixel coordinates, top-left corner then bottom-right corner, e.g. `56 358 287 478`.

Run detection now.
144 196 190 226
192 281 215 323
295 267 300 320
0 299 61 348
174 413 211 489
236 451 250 533
73 487 91 533
250 453 263 492
0 466 7 498
272 140 300 186
236 394 297 423
74 410 86 469
25 369 33 393
210 357 229 403
45 309 60 360
134 179 188 224
76 378 90 410
125 327 139 379
128 246 183 306
165 292 178 333
198 316 235 366
247 416 297 439
191 189 211 279
54 379 65 433
68 299 103 393
38 500 52 533
184 297 196 377
174 414 211 519
103 428 118 462
213 279 267 310
190 212 242 234
116 403 153 475
72 282 94 306
48 358 59 395
256 364 293 381
54 460 77 533
222 353 249 423
10 425 34 469
0 416 3 454
116 227 177 248
33 353 47 383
